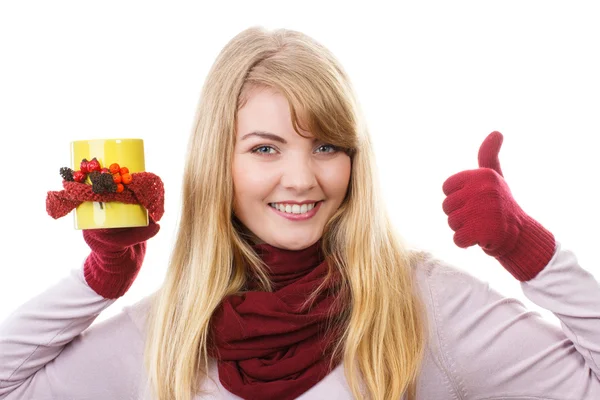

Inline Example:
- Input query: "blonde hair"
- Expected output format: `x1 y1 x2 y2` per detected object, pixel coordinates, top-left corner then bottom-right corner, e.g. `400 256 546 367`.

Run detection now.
144 26 429 400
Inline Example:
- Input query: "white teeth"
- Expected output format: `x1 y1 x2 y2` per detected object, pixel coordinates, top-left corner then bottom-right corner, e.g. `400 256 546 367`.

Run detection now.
269 202 319 214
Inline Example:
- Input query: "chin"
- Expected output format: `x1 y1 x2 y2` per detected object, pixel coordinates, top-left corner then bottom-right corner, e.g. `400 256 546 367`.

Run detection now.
270 236 320 251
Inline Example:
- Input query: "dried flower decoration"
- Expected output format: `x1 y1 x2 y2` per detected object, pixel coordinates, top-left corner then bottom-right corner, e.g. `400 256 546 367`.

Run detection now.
46 157 165 222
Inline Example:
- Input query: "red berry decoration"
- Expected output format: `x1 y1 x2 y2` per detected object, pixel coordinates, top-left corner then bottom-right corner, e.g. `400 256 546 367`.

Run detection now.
109 163 120 174
121 173 132 185
73 170 86 183
87 157 101 173
80 158 89 174
59 158 135 195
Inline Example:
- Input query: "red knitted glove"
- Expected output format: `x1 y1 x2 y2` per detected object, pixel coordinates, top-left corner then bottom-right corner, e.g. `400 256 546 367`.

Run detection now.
82 220 160 299
441 131 556 281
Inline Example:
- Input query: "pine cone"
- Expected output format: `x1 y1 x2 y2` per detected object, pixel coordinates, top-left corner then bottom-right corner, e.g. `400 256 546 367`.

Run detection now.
60 167 74 181
90 171 117 194
99 173 117 193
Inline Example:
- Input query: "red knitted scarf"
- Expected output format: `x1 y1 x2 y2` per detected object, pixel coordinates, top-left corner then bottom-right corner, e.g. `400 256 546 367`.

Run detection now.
45 172 164 222
209 240 344 400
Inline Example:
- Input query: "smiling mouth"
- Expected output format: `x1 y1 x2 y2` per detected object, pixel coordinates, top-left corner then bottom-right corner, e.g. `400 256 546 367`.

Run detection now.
268 201 323 215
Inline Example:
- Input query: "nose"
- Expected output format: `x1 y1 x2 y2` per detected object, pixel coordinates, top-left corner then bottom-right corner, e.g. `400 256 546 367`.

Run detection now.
280 157 317 192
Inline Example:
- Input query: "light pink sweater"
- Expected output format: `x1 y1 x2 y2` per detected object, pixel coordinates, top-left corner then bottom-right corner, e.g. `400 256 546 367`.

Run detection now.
1 241 599 399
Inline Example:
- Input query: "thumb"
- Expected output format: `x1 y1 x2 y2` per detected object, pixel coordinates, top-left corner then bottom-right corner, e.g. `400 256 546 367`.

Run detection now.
478 131 504 177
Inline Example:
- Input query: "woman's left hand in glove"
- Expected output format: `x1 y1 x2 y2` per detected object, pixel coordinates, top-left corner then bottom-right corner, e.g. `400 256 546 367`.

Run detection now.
441 131 556 281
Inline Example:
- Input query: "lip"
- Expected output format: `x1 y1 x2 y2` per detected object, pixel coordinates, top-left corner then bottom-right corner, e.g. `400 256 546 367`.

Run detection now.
270 199 321 205
269 201 323 221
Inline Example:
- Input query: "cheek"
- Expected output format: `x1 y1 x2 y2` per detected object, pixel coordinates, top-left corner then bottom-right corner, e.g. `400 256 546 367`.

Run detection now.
232 157 275 202
322 156 351 197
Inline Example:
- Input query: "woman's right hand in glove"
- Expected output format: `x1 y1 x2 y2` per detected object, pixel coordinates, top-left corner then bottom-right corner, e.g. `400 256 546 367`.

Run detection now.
82 220 160 299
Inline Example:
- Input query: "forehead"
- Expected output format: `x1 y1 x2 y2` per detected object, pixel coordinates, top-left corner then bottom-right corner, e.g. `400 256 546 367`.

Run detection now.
236 86 314 141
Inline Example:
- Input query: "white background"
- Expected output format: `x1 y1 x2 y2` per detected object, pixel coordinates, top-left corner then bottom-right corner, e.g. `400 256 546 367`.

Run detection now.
1 1 599 327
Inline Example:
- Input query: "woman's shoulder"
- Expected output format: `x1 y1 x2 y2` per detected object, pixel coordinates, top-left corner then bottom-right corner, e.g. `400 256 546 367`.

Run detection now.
407 249 521 397
406 248 522 357
121 291 159 338
409 249 492 301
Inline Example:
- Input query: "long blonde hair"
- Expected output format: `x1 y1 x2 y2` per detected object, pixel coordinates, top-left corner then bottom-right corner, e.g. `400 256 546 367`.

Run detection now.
144 26 428 400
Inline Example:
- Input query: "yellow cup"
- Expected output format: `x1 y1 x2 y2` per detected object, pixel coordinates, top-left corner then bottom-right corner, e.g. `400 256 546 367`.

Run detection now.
71 138 149 230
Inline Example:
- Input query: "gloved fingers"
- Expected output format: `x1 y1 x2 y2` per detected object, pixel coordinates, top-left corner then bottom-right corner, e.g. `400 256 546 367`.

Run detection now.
453 229 477 249
447 211 464 232
442 169 474 196
453 223 501 250
83 220 160 252
442 192 465 216
477 131 504 177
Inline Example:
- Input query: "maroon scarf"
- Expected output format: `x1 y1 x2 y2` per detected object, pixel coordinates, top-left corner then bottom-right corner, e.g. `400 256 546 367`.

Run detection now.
209 240 343 400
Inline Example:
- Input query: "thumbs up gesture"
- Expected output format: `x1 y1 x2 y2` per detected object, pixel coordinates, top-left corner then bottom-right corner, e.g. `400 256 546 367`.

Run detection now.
441 131 556 281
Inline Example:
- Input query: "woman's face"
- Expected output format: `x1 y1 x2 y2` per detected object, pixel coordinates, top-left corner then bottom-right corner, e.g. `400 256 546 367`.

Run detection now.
232 86 351 251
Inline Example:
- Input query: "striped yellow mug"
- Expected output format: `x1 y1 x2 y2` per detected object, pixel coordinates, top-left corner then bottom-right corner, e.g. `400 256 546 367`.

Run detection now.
71 138 149 230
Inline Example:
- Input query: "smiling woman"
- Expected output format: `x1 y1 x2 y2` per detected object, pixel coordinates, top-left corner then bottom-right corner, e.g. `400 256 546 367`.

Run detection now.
144 27 428 400
232 86 352 250
2 24 600 400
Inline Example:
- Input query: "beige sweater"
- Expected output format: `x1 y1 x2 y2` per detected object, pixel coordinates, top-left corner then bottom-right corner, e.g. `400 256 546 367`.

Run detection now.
1 241 599 399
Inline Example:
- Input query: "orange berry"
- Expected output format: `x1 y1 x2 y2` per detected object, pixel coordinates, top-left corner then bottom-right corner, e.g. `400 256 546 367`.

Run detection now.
121 173 132 185
109 163 120 174
119 167 129 175
112 173 122 184
115 183 124 193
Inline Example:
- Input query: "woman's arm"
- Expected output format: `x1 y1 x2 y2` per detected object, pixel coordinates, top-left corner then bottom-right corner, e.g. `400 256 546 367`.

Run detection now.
427 241 600 399
0 266 146 399
0 221 159 399
436 131 599 397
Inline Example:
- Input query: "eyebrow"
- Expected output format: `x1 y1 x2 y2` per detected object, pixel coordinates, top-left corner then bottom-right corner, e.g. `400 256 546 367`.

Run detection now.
240 131 318 144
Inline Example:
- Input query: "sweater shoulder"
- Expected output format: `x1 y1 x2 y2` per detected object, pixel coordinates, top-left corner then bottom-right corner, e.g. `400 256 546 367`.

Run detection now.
408 250 487 398
410 250 496 334
410 249 475 284
409 249 490 306
122 291 158 339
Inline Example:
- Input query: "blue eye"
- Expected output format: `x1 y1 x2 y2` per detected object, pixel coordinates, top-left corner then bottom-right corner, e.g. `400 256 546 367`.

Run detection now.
316 144 338 153
250 144 339 156
251 145 277 155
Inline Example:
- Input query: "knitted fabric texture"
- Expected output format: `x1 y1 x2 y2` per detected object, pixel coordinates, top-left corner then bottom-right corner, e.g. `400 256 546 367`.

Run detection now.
441 131 556 281
46 172 165 222
209 240 344 400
